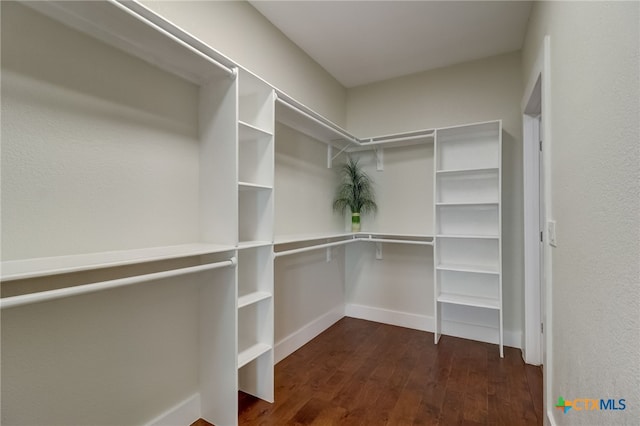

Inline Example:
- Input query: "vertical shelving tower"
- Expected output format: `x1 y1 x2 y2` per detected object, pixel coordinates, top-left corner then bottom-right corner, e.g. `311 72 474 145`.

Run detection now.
236 69 275 402
433 121 503 357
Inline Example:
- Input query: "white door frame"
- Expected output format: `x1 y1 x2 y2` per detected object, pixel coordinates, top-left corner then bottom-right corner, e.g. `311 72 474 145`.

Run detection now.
522 35 554 421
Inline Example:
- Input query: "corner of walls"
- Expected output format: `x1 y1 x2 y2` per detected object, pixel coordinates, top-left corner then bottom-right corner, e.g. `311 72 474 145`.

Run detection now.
344 52 526 356
140 0 347 127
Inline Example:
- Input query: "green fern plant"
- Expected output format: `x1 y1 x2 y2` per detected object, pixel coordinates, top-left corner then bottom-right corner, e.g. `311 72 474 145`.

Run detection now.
333 158 377 231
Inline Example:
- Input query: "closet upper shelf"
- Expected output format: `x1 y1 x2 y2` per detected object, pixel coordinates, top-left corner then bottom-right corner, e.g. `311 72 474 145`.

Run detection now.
0 243 236 282
26 0 235 85
275 94 434 154
351 130 435 151
275 96 356 151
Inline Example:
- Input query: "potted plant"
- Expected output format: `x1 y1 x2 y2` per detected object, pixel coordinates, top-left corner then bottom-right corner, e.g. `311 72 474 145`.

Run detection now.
333 157 377 232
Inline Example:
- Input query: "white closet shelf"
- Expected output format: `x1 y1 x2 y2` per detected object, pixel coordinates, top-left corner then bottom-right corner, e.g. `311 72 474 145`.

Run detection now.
237 241 273 249
238 291 272 309
238 343 272 369
436 167 499 175
356 232 434 239
1 243 236 282
436 202 499 207
238 182 273 191
351 130 435 151
274 232 434 246
274 232 355 245
275 96 356 150
437 293 500 310
436 234 499 239
26 1 233 85
238 121 273 139
436 263 499 275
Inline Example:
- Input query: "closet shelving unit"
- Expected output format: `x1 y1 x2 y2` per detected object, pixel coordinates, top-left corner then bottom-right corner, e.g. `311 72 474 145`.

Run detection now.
236 69 275 403
2 1 241 424
433 121 503 357
273 93 437 249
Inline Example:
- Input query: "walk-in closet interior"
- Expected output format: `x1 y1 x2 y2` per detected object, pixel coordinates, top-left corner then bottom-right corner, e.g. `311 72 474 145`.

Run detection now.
1 2 523 425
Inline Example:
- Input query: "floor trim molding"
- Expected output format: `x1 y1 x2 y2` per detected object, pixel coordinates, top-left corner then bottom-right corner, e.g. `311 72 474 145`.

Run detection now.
144 393 200 426
274 306 344 364
345 303 522 349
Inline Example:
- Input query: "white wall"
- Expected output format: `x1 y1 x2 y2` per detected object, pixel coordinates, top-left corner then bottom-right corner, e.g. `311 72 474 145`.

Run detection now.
1 267 215 425
345 52 524 345
522 2 640 424
141 0 347 127
272 122 346 360
274 123 344 237
1 2 201 260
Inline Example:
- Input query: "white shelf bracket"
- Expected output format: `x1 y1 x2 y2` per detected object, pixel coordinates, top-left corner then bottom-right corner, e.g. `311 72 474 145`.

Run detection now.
376 242 383 260
329 142 353 168
326 246 332 262
375 148 384 171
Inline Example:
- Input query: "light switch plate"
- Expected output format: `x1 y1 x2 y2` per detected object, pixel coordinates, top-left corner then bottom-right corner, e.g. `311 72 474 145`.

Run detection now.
547 220 557 247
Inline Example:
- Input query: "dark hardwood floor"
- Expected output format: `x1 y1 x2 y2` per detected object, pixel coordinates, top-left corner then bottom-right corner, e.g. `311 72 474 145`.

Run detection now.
201 317 543 425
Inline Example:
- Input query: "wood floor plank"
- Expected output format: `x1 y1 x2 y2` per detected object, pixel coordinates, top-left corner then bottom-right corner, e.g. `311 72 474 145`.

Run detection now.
234 317 542 425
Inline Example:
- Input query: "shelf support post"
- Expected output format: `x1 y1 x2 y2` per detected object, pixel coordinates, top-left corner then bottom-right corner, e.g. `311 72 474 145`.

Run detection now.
375 148 384 171
327 145 333 168
376 242 383 260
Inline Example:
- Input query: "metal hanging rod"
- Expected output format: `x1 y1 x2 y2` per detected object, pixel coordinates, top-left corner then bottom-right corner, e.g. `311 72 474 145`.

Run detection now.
273 234 434 258
275 95 359 144
358 238 434 246
362 132 435 146
1 257 237 310
113 0 237 78
273 238 357 258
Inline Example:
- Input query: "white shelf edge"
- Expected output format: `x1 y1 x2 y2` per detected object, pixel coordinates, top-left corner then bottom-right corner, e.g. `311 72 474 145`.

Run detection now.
25 1 232 86
1 243 236 282
238 120 273 138
273 231 435 246
238 182 273 191
436 234 499 240
275 94 357 149
238 343 272 369
435 120 502 140
274 232 355 245
238 291 272 309
356 232 434 239
436 167 499 175
357 238 434 246
437 293 500 310
436 264 500 275
436 202 499 207
359 128 435 143
237 241 273 249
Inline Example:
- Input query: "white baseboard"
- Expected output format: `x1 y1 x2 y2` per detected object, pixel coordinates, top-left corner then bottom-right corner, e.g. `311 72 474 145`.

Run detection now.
345 303 522 349
442 318 521 348
274 306 344 364
145 393 200 426
345 303 433 332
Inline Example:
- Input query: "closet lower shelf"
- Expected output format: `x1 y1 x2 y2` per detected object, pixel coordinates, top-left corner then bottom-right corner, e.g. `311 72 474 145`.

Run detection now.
437 293 500 310
238 343 272 369
1 243 236 282
238 291 272 309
